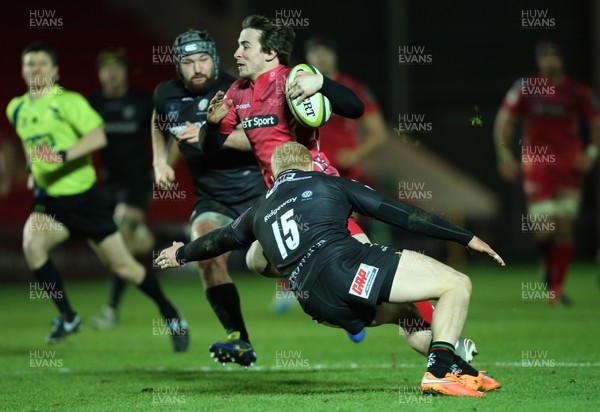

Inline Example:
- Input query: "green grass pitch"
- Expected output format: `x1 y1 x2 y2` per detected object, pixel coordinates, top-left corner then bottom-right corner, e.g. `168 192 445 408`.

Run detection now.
1 262 599 411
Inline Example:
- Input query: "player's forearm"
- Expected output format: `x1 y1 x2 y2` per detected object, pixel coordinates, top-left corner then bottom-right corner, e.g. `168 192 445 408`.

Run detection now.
320 76 364 119
375 196 474 245
175 226 243 262
63 127 106 161
198 122 229 153
222 127 252 151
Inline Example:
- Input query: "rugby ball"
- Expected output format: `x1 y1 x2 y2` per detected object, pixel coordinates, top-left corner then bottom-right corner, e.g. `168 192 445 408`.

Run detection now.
285 63 332 128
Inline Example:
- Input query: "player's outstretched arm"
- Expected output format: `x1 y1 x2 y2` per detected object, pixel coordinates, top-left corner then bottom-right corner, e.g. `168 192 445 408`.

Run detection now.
338 177 505 266
156 207 257 268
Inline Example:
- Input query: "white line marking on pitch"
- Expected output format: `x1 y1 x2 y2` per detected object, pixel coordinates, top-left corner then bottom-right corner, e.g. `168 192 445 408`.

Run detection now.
52 361 600 373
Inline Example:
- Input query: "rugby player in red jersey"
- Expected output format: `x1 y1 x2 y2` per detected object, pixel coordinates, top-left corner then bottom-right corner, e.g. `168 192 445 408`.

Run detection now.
190 15 475 353
494 40 600 305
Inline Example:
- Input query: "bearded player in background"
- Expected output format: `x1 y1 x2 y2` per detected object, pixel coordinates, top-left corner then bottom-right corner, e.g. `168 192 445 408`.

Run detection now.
494 40 600 305
151 29 266 366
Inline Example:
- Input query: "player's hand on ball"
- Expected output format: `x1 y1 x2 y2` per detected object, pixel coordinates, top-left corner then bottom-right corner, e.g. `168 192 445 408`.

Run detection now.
155 242 185 269
176 121 200 143
207 91 233 124
467 236 505 266
288 71 323 105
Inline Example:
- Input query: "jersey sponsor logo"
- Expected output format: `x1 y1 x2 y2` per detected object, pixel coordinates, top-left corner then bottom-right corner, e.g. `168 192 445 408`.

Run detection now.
181 97 194 102
241 115 279 130
264 197 297 222
236 103 251 110
301 190 312 199
349 263 379 299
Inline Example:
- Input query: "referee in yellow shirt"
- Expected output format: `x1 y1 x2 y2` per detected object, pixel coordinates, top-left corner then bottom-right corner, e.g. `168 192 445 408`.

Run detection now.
6 42 188 351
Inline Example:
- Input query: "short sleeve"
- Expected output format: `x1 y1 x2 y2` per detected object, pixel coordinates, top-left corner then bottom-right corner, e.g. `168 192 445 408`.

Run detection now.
61 92 104 137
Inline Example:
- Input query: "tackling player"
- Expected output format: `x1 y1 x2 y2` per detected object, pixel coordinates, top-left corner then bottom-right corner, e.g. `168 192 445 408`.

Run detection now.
87 49 155 329
157 142 504 397
494 40 600 305
151 30 266 366
6 42 188 351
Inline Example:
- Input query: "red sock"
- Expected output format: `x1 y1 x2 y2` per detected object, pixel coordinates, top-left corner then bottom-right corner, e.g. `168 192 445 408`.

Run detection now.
549 243 574 303
415 301 434 324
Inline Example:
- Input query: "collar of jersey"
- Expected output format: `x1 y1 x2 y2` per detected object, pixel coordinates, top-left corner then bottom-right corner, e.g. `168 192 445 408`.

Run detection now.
253 64 287 91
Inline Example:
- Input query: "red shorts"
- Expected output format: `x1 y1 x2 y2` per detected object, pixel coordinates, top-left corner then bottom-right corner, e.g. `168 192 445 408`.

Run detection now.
523 165 581 203
347 215 365 236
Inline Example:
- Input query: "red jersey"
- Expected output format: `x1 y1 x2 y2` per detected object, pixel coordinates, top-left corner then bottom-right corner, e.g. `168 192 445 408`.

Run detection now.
220 65 338 187
502 74 600 169
318 73 379 180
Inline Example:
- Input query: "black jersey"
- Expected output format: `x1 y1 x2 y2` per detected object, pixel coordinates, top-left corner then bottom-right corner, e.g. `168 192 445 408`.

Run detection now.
88 88 153 183
153 74 265 203
177 170 474 292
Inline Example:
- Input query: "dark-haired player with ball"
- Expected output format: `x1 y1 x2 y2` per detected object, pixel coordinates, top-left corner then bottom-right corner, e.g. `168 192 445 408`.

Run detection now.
192 14 471 354
150 29 266 366
157 142 503 397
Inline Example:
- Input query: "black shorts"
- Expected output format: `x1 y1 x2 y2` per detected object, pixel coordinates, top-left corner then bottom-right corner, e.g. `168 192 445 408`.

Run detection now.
102 177 152 211
298 243 400 335
32 186 118 242
189 196 258 223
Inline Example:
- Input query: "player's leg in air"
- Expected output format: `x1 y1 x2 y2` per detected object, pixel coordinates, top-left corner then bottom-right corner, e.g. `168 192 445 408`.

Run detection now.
88 230 188 352
192 212 256 367
89 202 155 330
527 188 579 306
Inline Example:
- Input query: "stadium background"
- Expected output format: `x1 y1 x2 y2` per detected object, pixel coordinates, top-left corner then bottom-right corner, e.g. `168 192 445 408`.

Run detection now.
0 0 599 280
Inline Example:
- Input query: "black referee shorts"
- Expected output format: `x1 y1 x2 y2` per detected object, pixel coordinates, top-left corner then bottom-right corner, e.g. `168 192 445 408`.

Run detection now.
32 186 118 242
297 243 400 335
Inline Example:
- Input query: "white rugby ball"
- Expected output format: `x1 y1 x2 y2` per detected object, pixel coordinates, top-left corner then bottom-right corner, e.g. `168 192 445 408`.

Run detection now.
286 63 332 128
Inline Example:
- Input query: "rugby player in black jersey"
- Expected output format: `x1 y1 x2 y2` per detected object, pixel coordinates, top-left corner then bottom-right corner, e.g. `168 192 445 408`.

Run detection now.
87 50 155 330
151 30 266 366
156 142 505 396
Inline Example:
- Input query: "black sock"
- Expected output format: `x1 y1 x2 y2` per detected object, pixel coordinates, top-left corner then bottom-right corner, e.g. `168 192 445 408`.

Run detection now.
136 270 178 320
108 274 127 309
427 341 455 378
206 283 250 343
33 260 76 321
452 354 479 376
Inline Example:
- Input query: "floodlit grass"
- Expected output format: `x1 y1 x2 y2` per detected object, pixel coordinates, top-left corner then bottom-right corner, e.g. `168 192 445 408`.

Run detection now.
1 263 599 411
